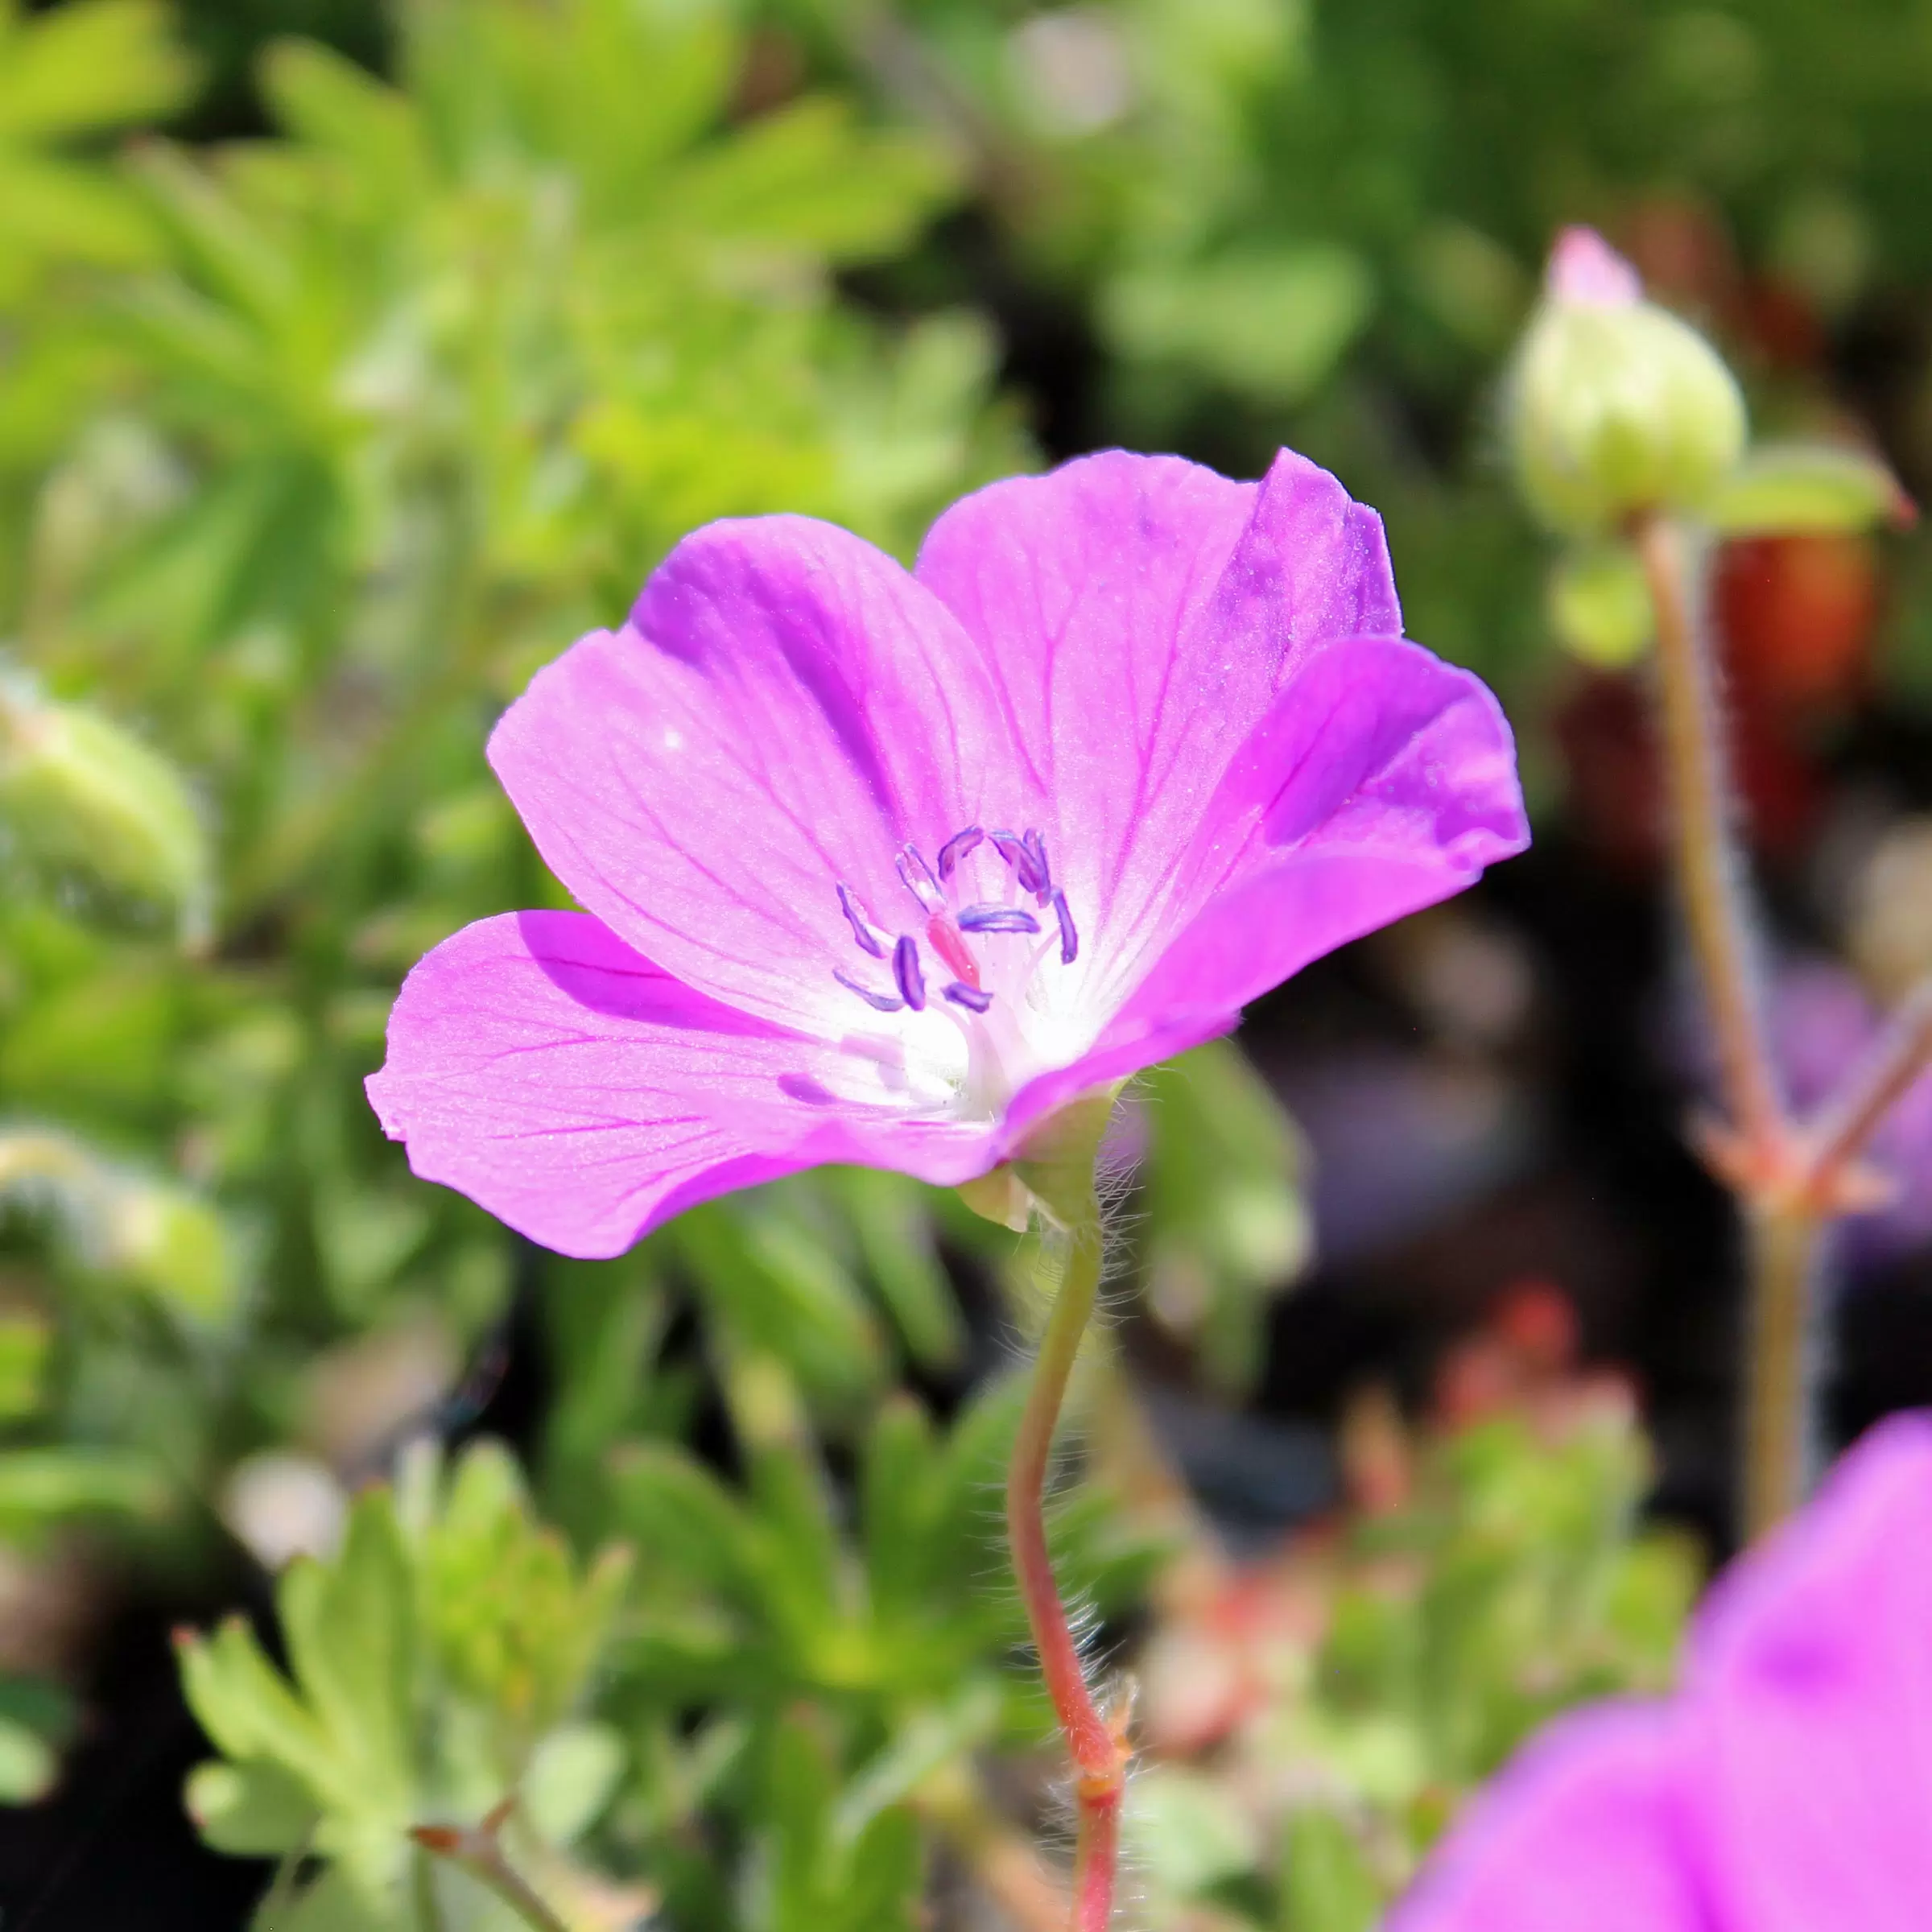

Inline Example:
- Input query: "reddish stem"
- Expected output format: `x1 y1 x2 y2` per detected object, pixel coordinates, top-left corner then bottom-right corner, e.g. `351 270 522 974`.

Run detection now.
1070 1776 1123 1932
1006 1096 1129 1929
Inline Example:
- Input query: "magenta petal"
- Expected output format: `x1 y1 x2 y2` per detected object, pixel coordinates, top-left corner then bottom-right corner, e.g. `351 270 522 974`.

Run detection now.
914 448 1403 984
488 517 1005 1034
996 1008 1242 1160
1388 1707 1705 1931
1682 1414 1932 1932
1108 633 1529 1022
365 912 997 1258
1398 1416 1932 1932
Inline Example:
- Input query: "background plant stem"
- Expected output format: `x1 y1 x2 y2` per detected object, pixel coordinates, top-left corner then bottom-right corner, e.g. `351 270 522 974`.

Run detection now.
1803 976 1932 1191
1740 1203 1823 1538
1633 514 1785 1153
1633 512 1814 1540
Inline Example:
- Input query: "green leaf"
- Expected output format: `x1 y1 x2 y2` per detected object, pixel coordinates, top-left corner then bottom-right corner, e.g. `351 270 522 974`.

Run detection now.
1126 1765 1260 1898
415 1439 631 1738
270 1864 407 1932
101 1182 241 1322
861 1393 943 1619
0 681 212 939
675 1203 886 1407
1101 246 1373 403
832 1681 1002 1841
0 1312 51 1421
1137 1041 1311 1396
0 1447 167 1536
0 0 195 142
520 1720 625 1845
0 1129 233 1323
184 1757 318 1856
931 1373 1026 1571
769 1707 830 1872
258 39 425 195
177 1616 341 1798
1707 441 1911 536
275 1494 416 1818
0 1679 74 1806
667 95 955 263
1279 1807 1381 1932
1548 543 1654 668
606 1439 770 1610
841 1802 922 1932
834 1169 966 1371
0 1716 56 1806
0 152 162 267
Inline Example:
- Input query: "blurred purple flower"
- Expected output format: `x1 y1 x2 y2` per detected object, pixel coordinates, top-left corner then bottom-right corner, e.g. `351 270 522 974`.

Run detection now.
1393 1411 1932 1932
1772 960 1932 1259
366 451 1526 1257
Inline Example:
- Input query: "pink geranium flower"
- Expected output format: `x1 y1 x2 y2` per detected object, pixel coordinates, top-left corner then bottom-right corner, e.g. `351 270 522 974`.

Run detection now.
1392 1412 1932 1932
366 450 1527 1257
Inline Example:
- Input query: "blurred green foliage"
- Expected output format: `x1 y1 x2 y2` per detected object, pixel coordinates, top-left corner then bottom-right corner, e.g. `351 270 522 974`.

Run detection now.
1127 1405 1699 1930
0 0 1029 1579
2 0 1914 1923
0 2 1310 1918
799 0 1932 697
180 1438 633 1928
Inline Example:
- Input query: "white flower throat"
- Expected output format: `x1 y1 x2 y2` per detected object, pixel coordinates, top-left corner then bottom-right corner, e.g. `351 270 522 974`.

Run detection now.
831 825 1089 1118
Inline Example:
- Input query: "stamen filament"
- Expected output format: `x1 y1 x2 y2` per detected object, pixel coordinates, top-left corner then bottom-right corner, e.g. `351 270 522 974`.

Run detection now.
837 882 890 959
896 845 944 912
833 967 903 1013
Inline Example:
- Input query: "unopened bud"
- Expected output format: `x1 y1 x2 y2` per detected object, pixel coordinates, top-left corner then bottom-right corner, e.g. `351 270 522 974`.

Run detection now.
0 674 211 944
1507 227 1746 536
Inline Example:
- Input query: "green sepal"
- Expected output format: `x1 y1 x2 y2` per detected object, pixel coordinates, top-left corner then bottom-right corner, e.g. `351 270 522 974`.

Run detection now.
1548 543 1655 667
1707 440 1912 537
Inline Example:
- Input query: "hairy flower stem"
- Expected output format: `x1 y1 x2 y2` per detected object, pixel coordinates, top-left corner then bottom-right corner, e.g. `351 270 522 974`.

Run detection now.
1633 514 1785 1154
1009 1092 1129 1932
1741 1203 1823 1539
1632 512 1824 1539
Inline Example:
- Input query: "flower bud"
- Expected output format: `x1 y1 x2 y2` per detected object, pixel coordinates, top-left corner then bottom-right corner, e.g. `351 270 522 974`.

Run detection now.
1507 227 1746 536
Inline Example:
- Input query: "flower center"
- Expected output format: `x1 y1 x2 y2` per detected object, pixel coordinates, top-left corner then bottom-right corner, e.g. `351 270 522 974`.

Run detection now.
830 824 1082 1116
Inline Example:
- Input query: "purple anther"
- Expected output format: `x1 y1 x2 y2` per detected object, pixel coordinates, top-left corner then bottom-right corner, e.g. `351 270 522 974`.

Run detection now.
895 845 943 912
836 883 889 959
892 934 927 1010
1022 829 1052 904
943 980 994 1013
958 904 1041 935
988 829 1043 893
936 825 984 881
833 968 904 1013
1051 888 1079 965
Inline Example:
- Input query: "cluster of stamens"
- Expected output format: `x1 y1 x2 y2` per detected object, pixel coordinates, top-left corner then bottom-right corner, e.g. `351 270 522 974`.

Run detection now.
832 824 1078 1018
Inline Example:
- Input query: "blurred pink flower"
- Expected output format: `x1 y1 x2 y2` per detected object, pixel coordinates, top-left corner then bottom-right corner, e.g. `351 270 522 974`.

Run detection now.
1772 961 1932 1259
1393 1412 1932 1932
366 451 1526 1257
